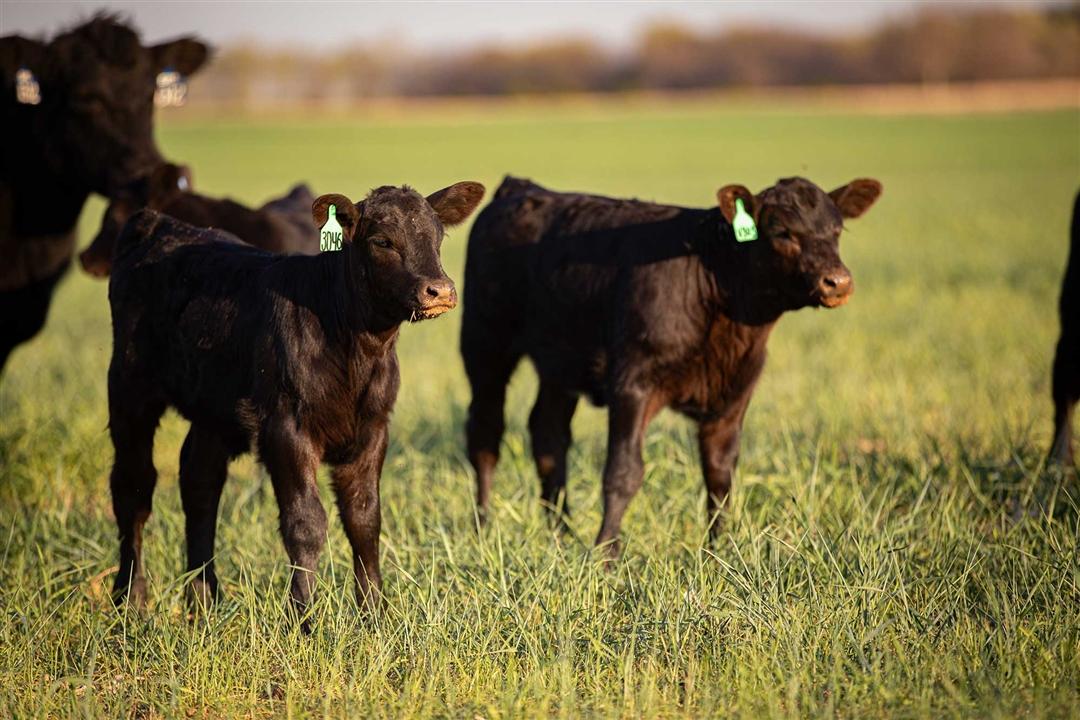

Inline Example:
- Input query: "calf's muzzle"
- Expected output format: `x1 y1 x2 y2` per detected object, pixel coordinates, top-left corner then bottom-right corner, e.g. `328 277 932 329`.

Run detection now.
816 267 853 308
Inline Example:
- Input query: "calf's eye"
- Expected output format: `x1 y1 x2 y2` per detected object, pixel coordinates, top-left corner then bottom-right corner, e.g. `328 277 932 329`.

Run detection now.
775 234 801 258
371 237 392 249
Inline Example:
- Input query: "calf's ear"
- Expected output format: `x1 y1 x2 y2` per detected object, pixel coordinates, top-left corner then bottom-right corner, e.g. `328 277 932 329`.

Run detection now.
717 184 756 225
426 181 486 227
150 38 210 76
312 194 361 241
148 163 193 204
829 178 882 219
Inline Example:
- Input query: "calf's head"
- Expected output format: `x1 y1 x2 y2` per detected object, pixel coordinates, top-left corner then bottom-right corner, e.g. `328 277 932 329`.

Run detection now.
718 177 882 310
1 16 208 196
312 182 485 321
80 163 193 277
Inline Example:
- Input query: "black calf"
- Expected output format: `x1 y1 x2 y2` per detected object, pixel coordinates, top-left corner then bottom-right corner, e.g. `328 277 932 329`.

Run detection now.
106 182 484 621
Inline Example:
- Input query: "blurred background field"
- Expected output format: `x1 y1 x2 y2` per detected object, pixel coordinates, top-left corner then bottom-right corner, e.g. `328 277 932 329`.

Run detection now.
1 94 1077 717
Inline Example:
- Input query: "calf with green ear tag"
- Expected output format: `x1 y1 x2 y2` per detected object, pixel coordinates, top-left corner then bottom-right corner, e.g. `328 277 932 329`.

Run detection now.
461 175 881 557
105 180 484 625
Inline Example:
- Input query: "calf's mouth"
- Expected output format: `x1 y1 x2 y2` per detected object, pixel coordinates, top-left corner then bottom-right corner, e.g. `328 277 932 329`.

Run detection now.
411 301 457 321
817 291 852 309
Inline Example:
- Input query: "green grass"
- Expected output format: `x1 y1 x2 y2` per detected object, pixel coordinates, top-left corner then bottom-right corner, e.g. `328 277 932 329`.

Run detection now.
2 100 1079 718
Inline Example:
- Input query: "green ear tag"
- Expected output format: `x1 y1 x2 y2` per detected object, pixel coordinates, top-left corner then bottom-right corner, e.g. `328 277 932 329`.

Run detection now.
320 205 344 252
733 198 757 242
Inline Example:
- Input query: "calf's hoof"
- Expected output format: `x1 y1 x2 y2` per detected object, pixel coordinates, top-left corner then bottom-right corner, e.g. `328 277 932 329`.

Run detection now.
594 538 621 571
112 575 147 611
186 578 218 612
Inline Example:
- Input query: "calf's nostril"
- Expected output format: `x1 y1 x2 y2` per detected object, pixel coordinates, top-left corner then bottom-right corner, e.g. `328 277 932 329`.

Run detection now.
821 273 851 294
426 285 441 298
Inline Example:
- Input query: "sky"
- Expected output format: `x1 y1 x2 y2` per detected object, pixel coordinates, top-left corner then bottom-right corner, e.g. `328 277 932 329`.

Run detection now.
0 1 1056 52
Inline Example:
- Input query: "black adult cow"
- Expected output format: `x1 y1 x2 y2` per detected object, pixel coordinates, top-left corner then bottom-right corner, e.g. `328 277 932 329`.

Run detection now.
462 176 882 557
0 15 208 373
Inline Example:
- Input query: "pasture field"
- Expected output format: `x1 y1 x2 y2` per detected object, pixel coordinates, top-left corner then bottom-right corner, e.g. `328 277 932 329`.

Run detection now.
1 99 1078 718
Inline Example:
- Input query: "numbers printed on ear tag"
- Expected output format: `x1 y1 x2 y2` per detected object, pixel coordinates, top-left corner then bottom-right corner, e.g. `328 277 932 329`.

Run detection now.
320 205 344 252
15 68 41 105
733 197 758 242
154 68 188 108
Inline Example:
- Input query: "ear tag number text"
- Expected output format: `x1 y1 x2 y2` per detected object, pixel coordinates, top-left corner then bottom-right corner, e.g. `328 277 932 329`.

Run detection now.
15 68 41 105
733 197 758 242
320 204 344 252
154 68 188 108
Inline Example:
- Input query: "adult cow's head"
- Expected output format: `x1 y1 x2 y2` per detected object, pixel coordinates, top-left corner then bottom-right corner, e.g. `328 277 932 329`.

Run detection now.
718 177 882 311
0 15 209 196
312 182 485 323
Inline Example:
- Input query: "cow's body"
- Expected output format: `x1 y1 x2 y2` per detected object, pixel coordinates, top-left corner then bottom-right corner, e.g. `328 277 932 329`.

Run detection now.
462 175 881 555
80 164 318 277
1050 190 1080 467
0 16 207 371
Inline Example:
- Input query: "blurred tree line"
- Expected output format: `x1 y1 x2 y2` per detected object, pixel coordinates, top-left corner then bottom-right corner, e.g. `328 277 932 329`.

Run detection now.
193 4 1079 105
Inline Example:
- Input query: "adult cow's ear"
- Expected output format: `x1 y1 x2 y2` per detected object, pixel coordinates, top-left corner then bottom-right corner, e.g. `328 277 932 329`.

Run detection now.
151 37 210 76
829 179 882 219
426 181 486 226
0 35 46 82
717 184 756 225
312 194 361 241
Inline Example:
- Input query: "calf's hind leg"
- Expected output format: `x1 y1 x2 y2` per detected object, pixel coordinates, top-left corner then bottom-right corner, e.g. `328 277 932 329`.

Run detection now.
528 382 578 526
595 388 654 560
108 391 166 607
462 330 520 523
179 425 231 605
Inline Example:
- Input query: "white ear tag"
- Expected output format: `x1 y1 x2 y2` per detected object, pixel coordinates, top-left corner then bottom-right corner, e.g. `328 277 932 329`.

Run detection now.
320 205 344 252
15 68 41 105
177 175 190 191
154 68 188 108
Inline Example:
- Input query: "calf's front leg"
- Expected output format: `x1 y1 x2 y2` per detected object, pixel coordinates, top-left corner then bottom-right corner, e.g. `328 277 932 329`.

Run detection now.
331 418 388 612
697 395 751 541
260 420 327 625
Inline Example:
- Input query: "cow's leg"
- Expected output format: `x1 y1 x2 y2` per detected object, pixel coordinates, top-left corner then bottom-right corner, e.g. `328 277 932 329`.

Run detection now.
595 388 657 560
330 418 388 613
178 425 231 606
462 331 520 524
260 419 326 627
528 382 578 526
0 264 68 376
698 395 752 542
1050 336 1078 468
109 389 166 608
